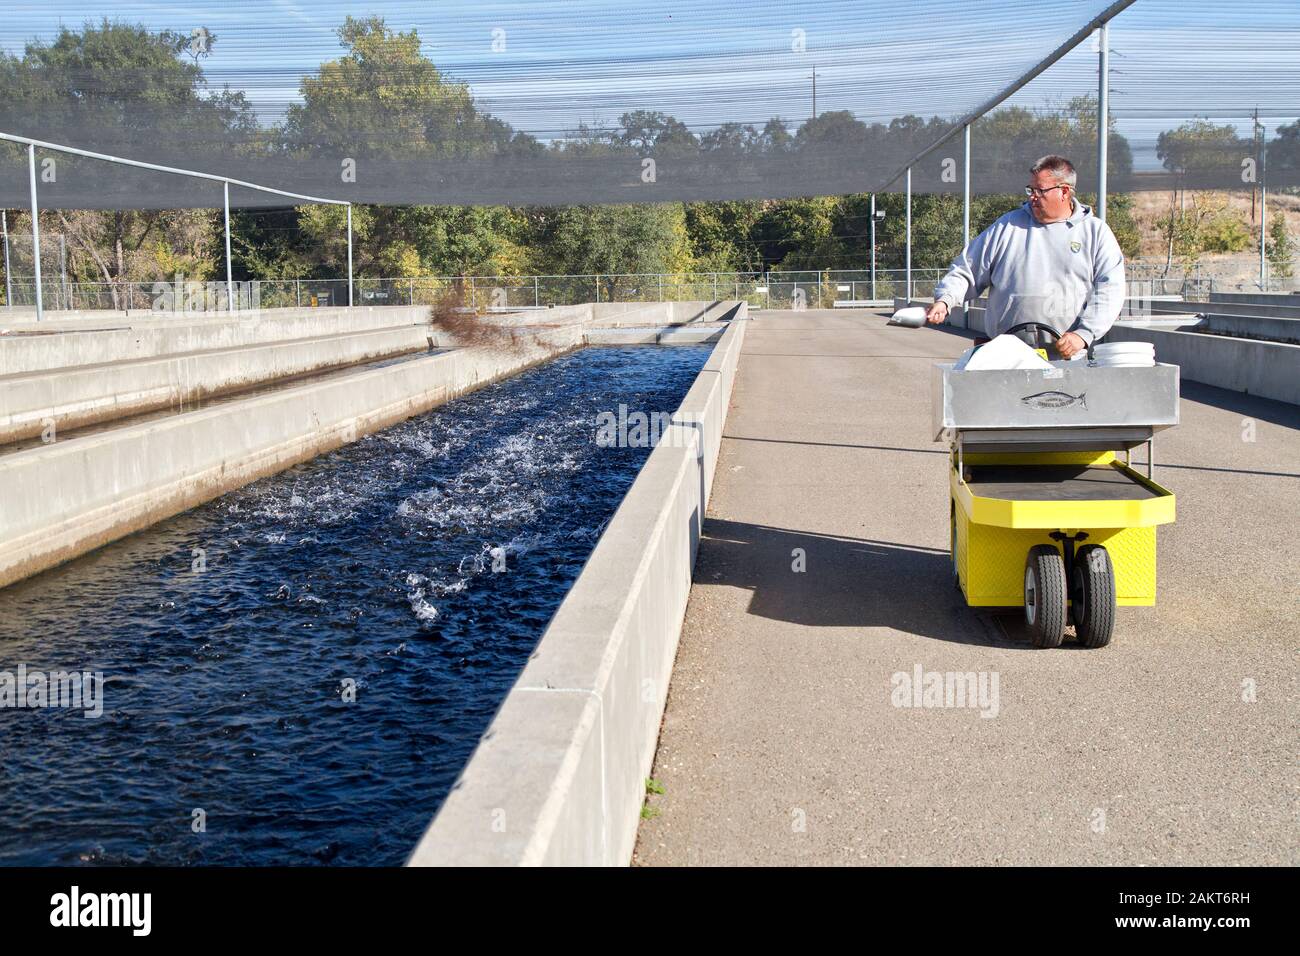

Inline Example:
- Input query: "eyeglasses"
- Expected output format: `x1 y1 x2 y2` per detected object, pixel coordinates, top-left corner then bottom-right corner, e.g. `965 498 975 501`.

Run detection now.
1025 184 1070 198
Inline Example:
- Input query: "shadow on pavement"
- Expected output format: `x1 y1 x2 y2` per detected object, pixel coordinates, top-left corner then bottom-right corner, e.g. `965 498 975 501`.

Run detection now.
695 517 1036 648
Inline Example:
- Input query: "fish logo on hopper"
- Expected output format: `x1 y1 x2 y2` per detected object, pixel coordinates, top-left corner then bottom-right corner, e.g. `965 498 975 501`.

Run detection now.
1021 390 1087 410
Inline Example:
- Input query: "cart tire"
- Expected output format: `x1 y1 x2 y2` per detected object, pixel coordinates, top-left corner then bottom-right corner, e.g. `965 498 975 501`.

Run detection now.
1071 544 1116 648
1024 545 1067 648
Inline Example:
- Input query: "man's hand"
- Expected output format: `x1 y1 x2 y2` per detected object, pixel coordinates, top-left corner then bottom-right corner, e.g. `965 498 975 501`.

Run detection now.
1057 331 1087 359
925 301 949 325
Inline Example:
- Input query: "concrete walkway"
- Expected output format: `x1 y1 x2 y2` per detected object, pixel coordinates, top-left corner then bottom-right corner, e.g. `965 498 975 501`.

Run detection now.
634 308 1298 866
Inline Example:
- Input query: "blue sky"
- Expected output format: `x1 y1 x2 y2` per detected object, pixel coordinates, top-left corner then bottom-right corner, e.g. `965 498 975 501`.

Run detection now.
4 0 1299 170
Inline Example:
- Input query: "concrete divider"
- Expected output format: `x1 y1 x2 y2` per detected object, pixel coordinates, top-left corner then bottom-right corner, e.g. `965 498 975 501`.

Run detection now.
1207 291 1300 308
583 325 725 346
0 306 432 376
0 325 434 444
0 326 582 588
408 315 747 866
508 301 743 329
1107 323 1300 405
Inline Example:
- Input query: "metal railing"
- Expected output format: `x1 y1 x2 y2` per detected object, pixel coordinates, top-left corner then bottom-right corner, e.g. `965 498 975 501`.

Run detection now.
0 269 950 314
5 260 1298 316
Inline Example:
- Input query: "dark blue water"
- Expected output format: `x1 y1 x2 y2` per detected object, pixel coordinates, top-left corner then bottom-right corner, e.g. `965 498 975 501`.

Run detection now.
0 345 708 866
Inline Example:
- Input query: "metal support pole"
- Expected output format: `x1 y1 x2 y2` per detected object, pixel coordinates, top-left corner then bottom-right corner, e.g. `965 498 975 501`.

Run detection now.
224 181 234 312
905 167 912 302
713 273 718 301
1097 22 1110 221
346 204 354 307
60 233 68 311
595 274 600 303
27 144 43 322
295 279 301 307
2 209 11 309
962 124 972 247
1260 162 1267 291
870 194 877 301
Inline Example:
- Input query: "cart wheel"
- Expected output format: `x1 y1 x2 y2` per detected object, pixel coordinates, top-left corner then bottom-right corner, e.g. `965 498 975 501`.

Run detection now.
1024 545 1067 648
1071 544 1116 648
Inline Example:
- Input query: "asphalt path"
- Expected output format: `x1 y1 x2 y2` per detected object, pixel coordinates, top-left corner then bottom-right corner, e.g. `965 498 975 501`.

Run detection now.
635 308 1298 866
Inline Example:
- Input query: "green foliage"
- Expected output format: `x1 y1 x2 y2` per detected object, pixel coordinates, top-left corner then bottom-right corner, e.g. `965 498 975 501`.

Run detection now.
1267 217 1294 278
530 203 693 298
1157 120 1248 177
280 16 535 159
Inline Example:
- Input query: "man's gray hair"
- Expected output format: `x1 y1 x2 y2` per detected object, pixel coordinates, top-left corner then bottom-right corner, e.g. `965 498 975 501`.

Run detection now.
1030 155 1077 187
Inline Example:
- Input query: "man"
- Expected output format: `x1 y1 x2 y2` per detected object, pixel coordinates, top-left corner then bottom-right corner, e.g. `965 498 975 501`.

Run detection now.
925 155 1125 359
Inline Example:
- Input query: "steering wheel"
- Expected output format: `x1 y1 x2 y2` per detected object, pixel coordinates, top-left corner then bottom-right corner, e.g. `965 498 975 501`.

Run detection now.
1001 321 1094 361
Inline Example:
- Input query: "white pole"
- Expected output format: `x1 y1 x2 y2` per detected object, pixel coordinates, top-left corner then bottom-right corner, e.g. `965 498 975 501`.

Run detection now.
1259 141 1267 290
60 233 68 311
224 181 234 312
870 193 877 300
346 204 354 308
962 124 971 247
2 209 11 310
1097 22 1110 221
905 167 912 302
28 144 43 322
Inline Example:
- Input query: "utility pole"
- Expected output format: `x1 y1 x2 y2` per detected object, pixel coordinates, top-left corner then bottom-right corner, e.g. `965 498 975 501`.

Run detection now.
809 65 819 121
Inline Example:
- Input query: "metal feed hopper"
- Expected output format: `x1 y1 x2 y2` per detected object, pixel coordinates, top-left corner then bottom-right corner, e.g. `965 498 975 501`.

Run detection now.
933 358 1179 648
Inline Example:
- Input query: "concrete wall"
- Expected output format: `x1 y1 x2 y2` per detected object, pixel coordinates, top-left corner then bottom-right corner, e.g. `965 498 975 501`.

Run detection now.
0 326 582 588
0 325 434 444
1107 324 1300 405
1207 291 1300 308
408 315 747 866
524 300 743 328
0 306 432 376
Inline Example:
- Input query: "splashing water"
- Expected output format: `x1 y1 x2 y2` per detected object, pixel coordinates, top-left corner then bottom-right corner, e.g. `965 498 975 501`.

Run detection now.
0 345 709 866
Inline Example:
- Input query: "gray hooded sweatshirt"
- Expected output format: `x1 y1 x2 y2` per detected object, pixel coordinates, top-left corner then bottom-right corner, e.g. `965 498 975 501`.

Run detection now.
933 200 1125 345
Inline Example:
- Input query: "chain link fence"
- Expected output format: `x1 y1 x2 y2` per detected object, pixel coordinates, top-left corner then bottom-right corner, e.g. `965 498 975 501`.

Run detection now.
2 260 1296 314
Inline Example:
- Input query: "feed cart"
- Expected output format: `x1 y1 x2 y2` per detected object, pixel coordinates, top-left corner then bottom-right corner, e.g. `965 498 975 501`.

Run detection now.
934 324 1179 648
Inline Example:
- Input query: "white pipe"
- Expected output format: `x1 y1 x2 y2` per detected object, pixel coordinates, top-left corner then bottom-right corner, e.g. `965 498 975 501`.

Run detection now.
1097 22 1110 221
224 181 234 312
962 124 971 247
346 204 354 307
905 168 912 301
2 209 11 310
28 144 43 322
870 193 877 301
0 131 349 207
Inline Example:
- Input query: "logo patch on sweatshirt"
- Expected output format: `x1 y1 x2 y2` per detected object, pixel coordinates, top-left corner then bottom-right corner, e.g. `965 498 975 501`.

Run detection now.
1070 240 1082 253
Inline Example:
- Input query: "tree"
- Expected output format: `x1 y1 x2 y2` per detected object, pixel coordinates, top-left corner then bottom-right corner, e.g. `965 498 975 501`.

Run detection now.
531 204 694 300
1267 216 1294 279
280 16 537 159
1157 121 1249 195
0 21 249 306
